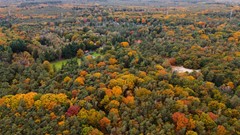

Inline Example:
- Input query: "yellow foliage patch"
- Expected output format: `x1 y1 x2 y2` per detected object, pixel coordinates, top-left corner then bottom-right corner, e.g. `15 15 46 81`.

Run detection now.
74 77 85 85
112 86 122 97
63 76 72 83
0 92 70 110
123 96 135 105
93 72 102 78
120 42 129 47
109 58 118 65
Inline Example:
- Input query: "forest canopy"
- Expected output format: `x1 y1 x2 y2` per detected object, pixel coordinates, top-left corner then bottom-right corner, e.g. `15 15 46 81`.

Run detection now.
0 1 239 135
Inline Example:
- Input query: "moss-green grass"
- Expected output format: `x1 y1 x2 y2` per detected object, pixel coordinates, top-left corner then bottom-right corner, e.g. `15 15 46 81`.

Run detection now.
92 52 101 57
51 58 81 71
51 52 100 71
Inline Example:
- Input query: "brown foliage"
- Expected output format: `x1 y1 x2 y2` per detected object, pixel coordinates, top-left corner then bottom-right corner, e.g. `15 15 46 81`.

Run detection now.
97 62 106 67
66 105 80 117
79 70 88 76
168 58 176 66
71 90 79 98
208 112 218 121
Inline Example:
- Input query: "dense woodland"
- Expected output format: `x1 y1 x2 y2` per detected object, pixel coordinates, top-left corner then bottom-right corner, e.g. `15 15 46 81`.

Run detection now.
0 1 240 135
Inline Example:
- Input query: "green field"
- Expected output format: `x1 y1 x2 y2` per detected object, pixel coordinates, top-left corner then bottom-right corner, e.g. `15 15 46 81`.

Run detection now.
51 58 81 71
51 53 100 71
92 52 101 57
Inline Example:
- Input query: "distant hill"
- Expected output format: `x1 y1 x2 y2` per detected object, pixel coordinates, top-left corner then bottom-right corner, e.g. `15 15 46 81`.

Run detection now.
1 0 239 6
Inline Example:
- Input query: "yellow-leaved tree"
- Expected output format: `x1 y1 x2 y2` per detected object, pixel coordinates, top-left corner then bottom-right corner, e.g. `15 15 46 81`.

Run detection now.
120 42 129 47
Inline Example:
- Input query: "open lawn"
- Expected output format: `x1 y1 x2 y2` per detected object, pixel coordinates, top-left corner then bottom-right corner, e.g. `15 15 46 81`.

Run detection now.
51 52 100 71
92 52 101 57
51 58 81 71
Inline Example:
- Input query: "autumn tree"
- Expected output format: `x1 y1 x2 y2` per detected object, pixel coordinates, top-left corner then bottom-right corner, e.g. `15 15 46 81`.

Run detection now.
109 58 118 65
172 112 189 131
217 125 227 135
99 117 111 129
74 77 85 85
12 51 34 67
112 86 122 97
120 42 129 47
43 60 53 73
66 105 80 117
76 49 84 58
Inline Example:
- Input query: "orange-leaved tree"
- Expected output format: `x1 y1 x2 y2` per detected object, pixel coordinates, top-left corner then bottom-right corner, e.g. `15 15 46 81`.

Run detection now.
172 112 189 131
120 42 129 47
99 117 111 128
74 77 85 85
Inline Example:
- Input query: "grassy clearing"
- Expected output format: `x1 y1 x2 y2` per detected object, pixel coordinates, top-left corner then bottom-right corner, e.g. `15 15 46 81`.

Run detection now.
51 58 81 71
51 52 101 71
91 52 101 57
